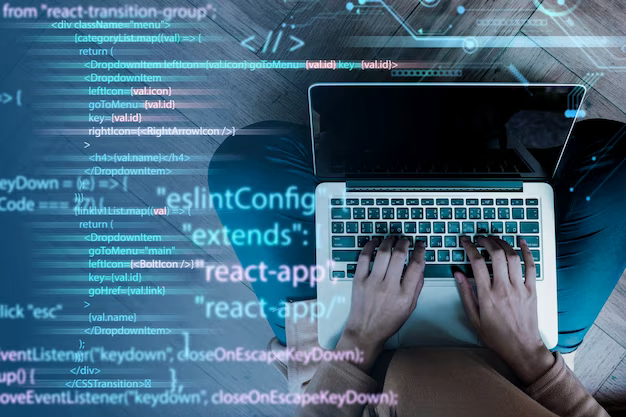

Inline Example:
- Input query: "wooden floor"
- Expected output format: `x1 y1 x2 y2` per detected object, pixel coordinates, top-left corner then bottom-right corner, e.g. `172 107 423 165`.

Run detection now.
199 0 626 407
208 0 626 410
201 0 626 410
2 0 625 415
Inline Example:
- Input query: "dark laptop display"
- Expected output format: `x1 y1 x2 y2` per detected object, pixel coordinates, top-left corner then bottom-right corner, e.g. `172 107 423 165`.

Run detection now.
310 84 583 180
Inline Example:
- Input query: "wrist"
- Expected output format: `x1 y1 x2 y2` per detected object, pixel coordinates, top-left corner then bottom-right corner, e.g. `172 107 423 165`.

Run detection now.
336 329 384 374
509 345 556 385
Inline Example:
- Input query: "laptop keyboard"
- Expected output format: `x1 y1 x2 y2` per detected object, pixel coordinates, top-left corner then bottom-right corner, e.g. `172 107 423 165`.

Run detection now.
329 196 542 280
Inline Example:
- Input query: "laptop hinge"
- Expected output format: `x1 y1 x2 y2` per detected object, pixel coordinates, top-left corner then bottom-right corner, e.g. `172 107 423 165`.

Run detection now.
346 180 523 192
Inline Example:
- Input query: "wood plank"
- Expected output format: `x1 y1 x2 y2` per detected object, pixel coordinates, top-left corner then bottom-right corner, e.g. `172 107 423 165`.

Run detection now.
596 271 626 347
521 0 626 115
208 0 296 44
269 0 416 90
574 324 626 395
369 0 543 83
479 35 626 123
596 356 626 405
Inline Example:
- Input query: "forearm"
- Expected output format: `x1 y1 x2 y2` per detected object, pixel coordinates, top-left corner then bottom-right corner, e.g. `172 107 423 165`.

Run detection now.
525 352 610 417
293 357 378 417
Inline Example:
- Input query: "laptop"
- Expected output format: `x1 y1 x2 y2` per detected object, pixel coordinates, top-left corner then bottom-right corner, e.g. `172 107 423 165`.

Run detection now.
311 83 586 350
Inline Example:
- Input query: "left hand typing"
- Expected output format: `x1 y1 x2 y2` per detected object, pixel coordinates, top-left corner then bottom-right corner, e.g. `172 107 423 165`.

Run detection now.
336 236 426 372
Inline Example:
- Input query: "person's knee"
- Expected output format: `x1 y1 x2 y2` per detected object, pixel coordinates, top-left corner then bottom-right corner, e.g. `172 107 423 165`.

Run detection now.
211 121 308 162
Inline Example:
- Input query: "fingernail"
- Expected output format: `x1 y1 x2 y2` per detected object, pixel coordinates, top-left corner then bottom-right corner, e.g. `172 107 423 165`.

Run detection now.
454 272 463 283
416 240 424 247
520 238 526 245
460 236 470 243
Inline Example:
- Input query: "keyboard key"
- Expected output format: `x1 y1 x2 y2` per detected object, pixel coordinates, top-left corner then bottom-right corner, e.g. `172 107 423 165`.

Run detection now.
438 250 450 262
332 250 360 262
375 222 388 234
406 199 420 205
481 199 494 205
397 208 409 219
332 222 344 233
361 222 373 233
404 236 414 247
361 198 374 205
505 222 518 233
448 222 460 233
382 208 394 219
491 222 503 233
424 250 436 262
332 236 355 247
517 236 539 247
430 236 442 247
331 198 343 205
436 198 449 205
526 198 538 206
419 222 431 233
440 208 452 219
422 264 497 278
516 250 540 262
451 199 464 205
346 222 358 233
347 264 357 278
522 264 541 278
452 250 465 261
462 222 475 233
498 208 510 219
332 208 351 219
368 208 380 219
484 208 496 219
520 222 539 233
502 236 515 247
466 199 478 205
527 208 539 219
445 236 457 247
404 222 417 233
391 198 404 205
469 208 481 219
390 222 402 234
426 208 438 219
346 198 359 205
511 199 524 206
477 222 489 233
332 271 345 278
496 199 509 206
376 199 389 206
411 208 424 219
455 208 467 219
433 222 445 233
512 208 524 219
421 198 434 205
416 236 428 247
353 208 365 219
357 236 370 247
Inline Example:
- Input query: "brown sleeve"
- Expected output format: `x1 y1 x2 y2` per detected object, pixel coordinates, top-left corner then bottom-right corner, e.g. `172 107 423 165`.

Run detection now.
525 352 610 417
294 360 378 417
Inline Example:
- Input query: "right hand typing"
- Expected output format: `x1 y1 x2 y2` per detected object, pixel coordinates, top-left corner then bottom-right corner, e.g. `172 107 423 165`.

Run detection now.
455 236 556 385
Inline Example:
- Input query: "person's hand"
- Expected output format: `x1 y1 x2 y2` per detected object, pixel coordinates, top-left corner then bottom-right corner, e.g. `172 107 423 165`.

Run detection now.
455 236 556 385
336 237 425 372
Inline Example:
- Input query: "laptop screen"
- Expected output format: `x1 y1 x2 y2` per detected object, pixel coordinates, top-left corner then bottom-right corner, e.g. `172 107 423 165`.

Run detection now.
310 84 584 180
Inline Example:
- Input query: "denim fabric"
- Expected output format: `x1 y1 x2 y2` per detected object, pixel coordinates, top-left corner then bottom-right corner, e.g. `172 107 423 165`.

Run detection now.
208 119 626 350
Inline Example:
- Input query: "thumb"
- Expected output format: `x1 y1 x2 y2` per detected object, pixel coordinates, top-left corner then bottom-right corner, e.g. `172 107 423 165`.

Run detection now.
454 270 480 330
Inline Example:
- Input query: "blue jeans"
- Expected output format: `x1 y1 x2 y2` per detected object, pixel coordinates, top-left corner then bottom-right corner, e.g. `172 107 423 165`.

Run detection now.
208 119 626 352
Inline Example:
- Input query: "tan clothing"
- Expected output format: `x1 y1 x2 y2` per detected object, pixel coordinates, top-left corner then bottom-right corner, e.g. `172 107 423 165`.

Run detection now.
294 348 609 417
284 300 608 417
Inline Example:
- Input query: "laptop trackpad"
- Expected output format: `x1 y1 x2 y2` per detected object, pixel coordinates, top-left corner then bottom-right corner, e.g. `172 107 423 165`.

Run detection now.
398 282 480 347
